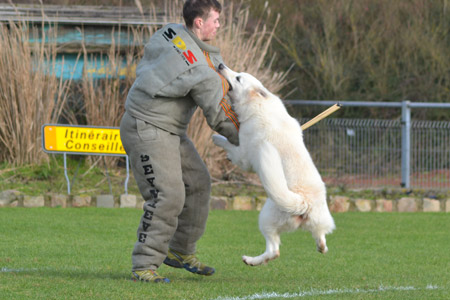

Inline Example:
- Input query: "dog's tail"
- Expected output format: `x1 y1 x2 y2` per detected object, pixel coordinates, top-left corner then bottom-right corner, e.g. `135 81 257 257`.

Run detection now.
254 142 309 215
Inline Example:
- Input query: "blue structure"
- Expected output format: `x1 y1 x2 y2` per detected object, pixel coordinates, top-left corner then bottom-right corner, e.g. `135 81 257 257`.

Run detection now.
29 25 141 80
1 4 171 80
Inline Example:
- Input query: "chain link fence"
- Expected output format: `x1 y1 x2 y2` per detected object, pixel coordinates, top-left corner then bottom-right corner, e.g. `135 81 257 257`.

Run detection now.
292 101 450 190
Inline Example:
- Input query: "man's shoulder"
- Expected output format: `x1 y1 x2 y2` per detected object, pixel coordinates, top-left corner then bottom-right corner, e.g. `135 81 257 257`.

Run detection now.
156 23 221 55
142 24 208 69
153 23 193 44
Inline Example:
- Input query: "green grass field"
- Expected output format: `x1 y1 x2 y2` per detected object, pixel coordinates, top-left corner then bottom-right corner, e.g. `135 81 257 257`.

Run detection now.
1 208 449 299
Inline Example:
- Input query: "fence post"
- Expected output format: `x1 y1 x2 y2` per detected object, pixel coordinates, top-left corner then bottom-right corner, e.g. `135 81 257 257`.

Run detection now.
401 100 411 188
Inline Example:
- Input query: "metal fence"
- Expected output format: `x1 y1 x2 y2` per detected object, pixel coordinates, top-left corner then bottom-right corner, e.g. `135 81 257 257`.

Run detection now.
410 120 450 189
288 100 450 190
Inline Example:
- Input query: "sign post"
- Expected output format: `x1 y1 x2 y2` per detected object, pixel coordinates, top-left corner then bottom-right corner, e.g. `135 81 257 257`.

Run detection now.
42 124 129 195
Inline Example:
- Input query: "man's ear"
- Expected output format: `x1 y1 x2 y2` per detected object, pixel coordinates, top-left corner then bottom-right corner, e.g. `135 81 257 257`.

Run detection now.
193 17 203 29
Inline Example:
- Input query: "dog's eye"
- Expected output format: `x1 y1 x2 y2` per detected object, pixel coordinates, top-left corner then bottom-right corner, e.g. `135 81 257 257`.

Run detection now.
236 76 241 83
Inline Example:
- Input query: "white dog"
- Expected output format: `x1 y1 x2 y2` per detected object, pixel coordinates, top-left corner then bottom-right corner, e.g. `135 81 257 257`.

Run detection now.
212 64 335 266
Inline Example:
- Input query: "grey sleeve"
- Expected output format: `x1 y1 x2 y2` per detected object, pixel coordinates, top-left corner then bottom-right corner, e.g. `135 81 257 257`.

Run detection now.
187 67 240 145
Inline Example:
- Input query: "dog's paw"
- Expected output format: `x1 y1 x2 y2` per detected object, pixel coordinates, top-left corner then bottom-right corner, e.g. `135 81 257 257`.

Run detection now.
318 244 328 254
242 255 258 266
242 251 280 266
317 238 328 254
212 134 228 147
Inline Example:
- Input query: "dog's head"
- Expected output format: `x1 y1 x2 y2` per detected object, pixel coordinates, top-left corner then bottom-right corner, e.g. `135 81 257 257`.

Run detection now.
217 64 270 107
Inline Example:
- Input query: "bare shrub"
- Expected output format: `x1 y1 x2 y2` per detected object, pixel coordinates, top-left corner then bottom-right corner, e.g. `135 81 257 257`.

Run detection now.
0 21 71 165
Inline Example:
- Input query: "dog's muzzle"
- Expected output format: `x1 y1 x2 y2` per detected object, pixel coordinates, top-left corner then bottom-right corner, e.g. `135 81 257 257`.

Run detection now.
217 64 233 91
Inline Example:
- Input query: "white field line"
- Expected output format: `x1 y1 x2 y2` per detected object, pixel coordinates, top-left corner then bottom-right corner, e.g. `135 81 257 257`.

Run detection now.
1 268 440 300
211 285 440 300
1 267 38 272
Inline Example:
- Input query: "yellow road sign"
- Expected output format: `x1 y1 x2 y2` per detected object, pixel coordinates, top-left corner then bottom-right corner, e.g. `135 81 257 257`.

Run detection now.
42 124 126 155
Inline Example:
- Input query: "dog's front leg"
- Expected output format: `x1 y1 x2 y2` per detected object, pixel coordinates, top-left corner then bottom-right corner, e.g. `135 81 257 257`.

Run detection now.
212 134 252 171
212 134 233 149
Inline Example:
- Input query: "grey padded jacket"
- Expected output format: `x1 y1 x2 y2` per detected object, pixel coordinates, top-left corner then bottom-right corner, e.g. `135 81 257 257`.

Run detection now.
125 23 239 145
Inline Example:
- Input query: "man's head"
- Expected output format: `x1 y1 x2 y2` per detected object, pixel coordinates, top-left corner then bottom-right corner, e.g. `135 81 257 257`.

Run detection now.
183 0 222 41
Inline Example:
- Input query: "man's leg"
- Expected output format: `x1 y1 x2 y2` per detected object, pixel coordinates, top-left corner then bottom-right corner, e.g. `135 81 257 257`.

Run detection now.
169 134 211 254
163 134 215 275
120 112 185 272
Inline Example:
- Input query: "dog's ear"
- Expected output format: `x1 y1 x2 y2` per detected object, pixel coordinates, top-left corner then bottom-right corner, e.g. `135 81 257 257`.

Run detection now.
250 88 268 99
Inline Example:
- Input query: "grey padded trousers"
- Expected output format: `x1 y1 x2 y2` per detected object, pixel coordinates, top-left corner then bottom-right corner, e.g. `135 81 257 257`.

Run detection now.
120 111 211 271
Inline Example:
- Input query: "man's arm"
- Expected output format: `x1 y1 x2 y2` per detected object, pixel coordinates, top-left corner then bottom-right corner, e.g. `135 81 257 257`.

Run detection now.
188 67 240 145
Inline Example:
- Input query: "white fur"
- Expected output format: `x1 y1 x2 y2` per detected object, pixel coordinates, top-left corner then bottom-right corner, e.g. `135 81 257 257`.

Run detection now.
213 65 335 266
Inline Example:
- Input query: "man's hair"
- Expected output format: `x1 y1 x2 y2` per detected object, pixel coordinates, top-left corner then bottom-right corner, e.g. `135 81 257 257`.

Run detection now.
183 0 222 28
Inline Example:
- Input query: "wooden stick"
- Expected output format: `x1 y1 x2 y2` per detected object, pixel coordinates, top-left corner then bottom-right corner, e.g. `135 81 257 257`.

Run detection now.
301 103 342 130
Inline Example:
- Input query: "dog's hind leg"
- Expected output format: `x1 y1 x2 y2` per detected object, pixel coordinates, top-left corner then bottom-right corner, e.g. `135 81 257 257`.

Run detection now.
253 142 308 215
242 231 280 266
316 235 328 254
242 201 282 266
